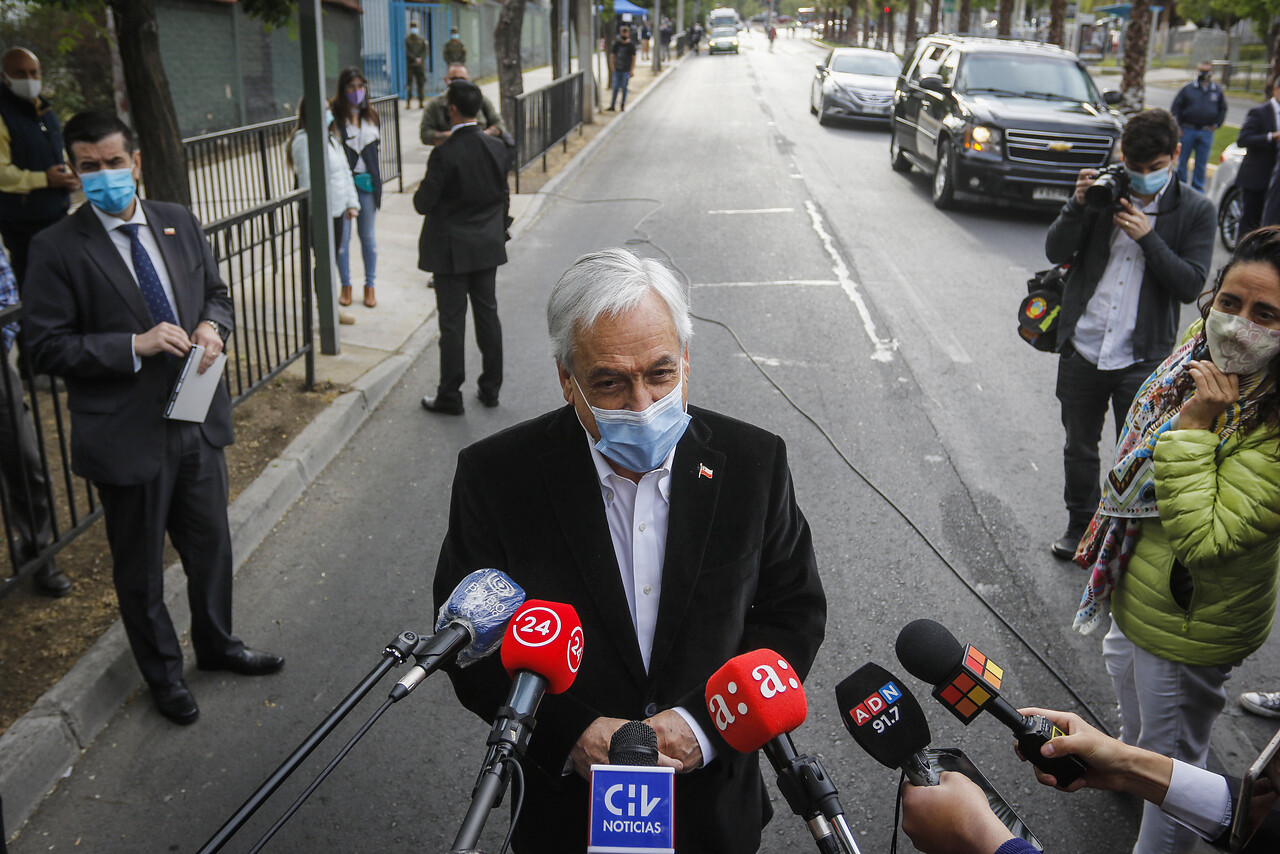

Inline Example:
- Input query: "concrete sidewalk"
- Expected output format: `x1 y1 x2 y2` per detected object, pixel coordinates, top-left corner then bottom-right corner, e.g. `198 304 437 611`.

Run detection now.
0 54 686 841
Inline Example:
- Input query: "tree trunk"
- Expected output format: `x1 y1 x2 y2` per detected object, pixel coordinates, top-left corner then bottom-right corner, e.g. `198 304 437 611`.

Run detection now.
958 0 970 34
905 0 917 52
929 0 939 34
107 0 188 206
495 0 527 129
1120 0 1151 115
886 9 895 52
1048 0 1065 47
997 0 1012 36
1271 25 1280 94
550 0 560 77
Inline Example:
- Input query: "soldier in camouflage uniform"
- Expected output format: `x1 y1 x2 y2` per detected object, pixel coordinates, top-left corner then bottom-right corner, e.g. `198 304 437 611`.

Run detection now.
405 22 428 108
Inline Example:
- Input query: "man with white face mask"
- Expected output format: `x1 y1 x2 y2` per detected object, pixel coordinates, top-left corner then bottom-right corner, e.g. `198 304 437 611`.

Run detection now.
0 47 77 288
432 248 826 853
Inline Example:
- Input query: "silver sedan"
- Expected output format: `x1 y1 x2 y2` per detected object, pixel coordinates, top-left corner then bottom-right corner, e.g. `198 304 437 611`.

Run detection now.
810 47 901 126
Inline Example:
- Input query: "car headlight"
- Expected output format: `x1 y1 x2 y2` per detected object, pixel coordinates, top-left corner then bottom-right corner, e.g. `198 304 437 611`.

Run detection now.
964 124 1002 154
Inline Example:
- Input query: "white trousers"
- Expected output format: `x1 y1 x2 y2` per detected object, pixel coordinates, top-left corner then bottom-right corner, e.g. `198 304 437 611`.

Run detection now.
1103 619 1233 854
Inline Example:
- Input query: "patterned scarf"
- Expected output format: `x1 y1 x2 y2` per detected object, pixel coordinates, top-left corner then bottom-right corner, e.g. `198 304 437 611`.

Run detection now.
1072 328 1273 634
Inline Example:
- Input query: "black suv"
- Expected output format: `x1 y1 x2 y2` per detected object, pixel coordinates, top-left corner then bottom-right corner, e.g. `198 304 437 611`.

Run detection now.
889 35 1124 209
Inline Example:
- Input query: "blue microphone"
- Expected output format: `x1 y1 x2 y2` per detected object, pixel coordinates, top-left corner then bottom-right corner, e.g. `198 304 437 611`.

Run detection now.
389 568 525 701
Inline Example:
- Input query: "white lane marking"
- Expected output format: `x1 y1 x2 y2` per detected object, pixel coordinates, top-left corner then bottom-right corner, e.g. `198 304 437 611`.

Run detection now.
804 200 898 362
706 208 796 215
693 279 839 288
735 353 814 368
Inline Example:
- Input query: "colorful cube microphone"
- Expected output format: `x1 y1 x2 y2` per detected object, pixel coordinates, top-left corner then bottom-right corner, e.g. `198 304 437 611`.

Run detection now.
932 644 1005 724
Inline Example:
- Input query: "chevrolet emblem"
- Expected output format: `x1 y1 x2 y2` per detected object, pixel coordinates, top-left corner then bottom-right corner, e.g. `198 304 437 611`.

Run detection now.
1048 141 1073 152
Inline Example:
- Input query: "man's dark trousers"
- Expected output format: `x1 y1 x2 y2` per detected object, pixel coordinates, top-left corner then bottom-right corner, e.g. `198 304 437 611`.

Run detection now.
0 353 53 559
96 420 239 689
434 268 502 408
1055 343 1160 532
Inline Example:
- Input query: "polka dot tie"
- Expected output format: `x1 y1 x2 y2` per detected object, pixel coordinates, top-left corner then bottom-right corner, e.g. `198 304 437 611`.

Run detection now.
120 224 177 326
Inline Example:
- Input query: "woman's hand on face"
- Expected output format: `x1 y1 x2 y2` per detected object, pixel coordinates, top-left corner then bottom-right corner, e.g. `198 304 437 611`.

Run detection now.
1178 360 1240 430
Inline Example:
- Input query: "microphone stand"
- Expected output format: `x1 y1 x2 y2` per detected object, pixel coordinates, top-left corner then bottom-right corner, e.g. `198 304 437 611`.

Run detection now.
197 631 424 854
767 737 864 854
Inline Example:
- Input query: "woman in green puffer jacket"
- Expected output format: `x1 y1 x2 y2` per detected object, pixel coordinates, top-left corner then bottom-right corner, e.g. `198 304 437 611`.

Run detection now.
1072 225 1280 854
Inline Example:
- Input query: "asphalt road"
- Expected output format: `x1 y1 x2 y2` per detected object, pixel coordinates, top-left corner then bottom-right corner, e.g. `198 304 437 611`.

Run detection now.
14 33 1276 854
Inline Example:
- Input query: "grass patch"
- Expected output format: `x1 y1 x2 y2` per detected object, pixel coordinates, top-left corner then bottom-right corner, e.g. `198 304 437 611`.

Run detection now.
1211 123 1238 163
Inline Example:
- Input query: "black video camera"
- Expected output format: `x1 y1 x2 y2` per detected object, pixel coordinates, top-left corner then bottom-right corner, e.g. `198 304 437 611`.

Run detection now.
1083 163 1128 210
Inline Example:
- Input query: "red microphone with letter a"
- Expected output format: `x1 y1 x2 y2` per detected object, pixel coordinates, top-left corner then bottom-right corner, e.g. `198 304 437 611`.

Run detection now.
705 648 807 751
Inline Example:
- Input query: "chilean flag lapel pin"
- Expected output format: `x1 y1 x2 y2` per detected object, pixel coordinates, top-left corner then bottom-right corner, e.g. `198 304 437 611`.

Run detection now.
163 227 176 236
698 463 714 480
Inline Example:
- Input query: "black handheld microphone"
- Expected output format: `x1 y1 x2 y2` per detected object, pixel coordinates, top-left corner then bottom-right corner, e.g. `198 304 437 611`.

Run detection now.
835 662 940 787
609 721 659 766
895 619 1087 788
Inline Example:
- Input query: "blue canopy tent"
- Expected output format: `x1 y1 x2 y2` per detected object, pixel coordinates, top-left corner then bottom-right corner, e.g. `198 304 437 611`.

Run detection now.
613 0 650 18
1091 4 1164 19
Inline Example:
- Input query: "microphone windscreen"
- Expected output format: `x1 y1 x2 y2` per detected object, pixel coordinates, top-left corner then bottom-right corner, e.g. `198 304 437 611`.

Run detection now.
896 619 965 685
499 600 584 694
835 662 932 770
609 721 659 766
704 649 807 753
436 568 526 666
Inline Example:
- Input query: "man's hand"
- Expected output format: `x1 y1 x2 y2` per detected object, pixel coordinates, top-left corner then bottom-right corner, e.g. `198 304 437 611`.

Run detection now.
643 709 702 773
570 716 686 779
345 207 360 220
900 772 1014 854
1073 167 1099 205
191 322 224 374
134 322 191 359
428 130 451 145
484 125 503 137
46 164 79 190
1177 360 1240 430
1113 197 1153 241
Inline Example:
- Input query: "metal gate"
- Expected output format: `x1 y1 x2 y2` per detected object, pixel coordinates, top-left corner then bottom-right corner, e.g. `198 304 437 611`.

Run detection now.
367 2 455 101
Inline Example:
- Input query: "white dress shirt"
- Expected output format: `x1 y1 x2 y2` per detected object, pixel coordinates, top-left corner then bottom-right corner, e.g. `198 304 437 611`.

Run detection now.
1163 759 1233 840
1071 176 1171 370
92 201 179 373
583 429 717 766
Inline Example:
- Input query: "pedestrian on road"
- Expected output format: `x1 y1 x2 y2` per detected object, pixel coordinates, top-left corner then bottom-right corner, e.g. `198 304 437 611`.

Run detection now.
1072 225 1280 854
285 96 358 325
0 240 69 596
332 67 381 310
405 21 428 109
443 28 466 66
432 247 825 853
608 26 637 111
416 81 508 416
0 47 77 289
24 111 285 726
1044 109 1215 562
661 18 673 60
641 20 652 60
768 24 777 51
1233 83 1279 238
1170 61 1227 192
419 63 506 147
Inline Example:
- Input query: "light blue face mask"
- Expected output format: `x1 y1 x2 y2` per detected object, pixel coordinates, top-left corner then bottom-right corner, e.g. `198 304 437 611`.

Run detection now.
1125 165 1170 196
576 366 690 473
80 167 136 214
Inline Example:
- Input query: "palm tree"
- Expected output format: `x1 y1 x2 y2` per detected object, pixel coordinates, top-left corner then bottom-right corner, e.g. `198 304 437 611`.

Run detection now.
1120 0 1152 114
929 0 939 34
997 0 1013 36
958 0 970 33
1048 0 1065 46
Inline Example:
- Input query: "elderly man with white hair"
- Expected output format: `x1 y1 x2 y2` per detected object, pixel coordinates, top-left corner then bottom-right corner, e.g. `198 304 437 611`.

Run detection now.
432 247 827 853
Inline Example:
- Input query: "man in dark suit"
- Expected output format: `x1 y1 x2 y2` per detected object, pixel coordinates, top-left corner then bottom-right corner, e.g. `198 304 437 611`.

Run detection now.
433 248 826 853
24 111 283 726
1236 89 1279 236
415 80 508 415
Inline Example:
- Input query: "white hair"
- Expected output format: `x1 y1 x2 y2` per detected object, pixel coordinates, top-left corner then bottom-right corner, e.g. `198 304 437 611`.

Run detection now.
547 248 693 370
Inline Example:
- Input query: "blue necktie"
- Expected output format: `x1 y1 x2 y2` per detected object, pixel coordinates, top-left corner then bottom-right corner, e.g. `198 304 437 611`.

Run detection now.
119 223 178 326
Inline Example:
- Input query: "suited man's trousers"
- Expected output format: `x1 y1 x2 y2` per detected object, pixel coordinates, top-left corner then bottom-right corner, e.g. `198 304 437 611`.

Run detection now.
96 421 242 688
0 354 53 558
433 268 503 407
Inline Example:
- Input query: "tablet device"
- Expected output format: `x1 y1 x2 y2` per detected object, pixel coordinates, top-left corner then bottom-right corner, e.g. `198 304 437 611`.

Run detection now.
1229 724 1280 851
923 748 1043 851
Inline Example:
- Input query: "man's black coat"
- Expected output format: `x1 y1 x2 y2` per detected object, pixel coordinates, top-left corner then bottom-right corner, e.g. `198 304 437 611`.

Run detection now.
433 404 827 853
414 123 509 275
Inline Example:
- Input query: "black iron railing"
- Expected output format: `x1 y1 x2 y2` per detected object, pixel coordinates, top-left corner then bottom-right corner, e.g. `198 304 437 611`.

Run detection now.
512 71 585 193
183 96 404 223
1 192 316 600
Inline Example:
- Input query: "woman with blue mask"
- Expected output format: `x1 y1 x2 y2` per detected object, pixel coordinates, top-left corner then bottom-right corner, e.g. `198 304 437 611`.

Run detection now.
332 67 381 309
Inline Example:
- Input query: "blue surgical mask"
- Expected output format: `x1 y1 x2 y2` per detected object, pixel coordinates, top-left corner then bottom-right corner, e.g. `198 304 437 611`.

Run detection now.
1125 166 1170 196
575 366 690 473
80 167 136 214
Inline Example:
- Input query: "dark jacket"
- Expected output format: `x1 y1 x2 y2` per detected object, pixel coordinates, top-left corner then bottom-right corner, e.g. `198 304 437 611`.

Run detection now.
1171 79 1228 129
433 404 826 854
1045 180 1215 362
337 119 382 209
1237 102 1278 191
0 86 69 223
23 201 234 485
413 124 508 274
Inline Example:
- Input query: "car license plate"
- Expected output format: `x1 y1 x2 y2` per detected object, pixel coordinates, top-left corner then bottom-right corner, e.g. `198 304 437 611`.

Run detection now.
1033 187 1071 203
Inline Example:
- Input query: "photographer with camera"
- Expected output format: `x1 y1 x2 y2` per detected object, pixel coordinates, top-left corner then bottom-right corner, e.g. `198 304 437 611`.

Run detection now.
1044 108 1216 562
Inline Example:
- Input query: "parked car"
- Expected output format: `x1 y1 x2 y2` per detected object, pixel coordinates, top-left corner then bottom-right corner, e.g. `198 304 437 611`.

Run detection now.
708 26 739 54
811 48 901 125
1206 142 1244 251
889 35 1124 210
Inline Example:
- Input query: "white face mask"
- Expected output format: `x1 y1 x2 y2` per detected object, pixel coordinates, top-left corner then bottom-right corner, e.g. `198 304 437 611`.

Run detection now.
1205 308 1280 375
4 73 40 101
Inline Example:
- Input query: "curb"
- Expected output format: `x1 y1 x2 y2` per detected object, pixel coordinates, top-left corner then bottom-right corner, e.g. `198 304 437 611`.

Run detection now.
0 321 436 838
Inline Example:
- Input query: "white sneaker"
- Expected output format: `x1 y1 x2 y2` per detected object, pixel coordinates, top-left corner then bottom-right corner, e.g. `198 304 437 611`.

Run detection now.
1239 691 1280 719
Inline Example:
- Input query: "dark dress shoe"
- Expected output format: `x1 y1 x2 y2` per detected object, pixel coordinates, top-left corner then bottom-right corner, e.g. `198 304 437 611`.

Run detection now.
33 561 73 597
1050 531 1085 561
197 648 285 676
421 396 464 415
476 390 499 408
152 681 199 725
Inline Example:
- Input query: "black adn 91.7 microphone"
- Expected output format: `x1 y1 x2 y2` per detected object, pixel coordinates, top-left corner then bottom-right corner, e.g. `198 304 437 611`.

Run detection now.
834 662 940 787
895 619 1087 787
